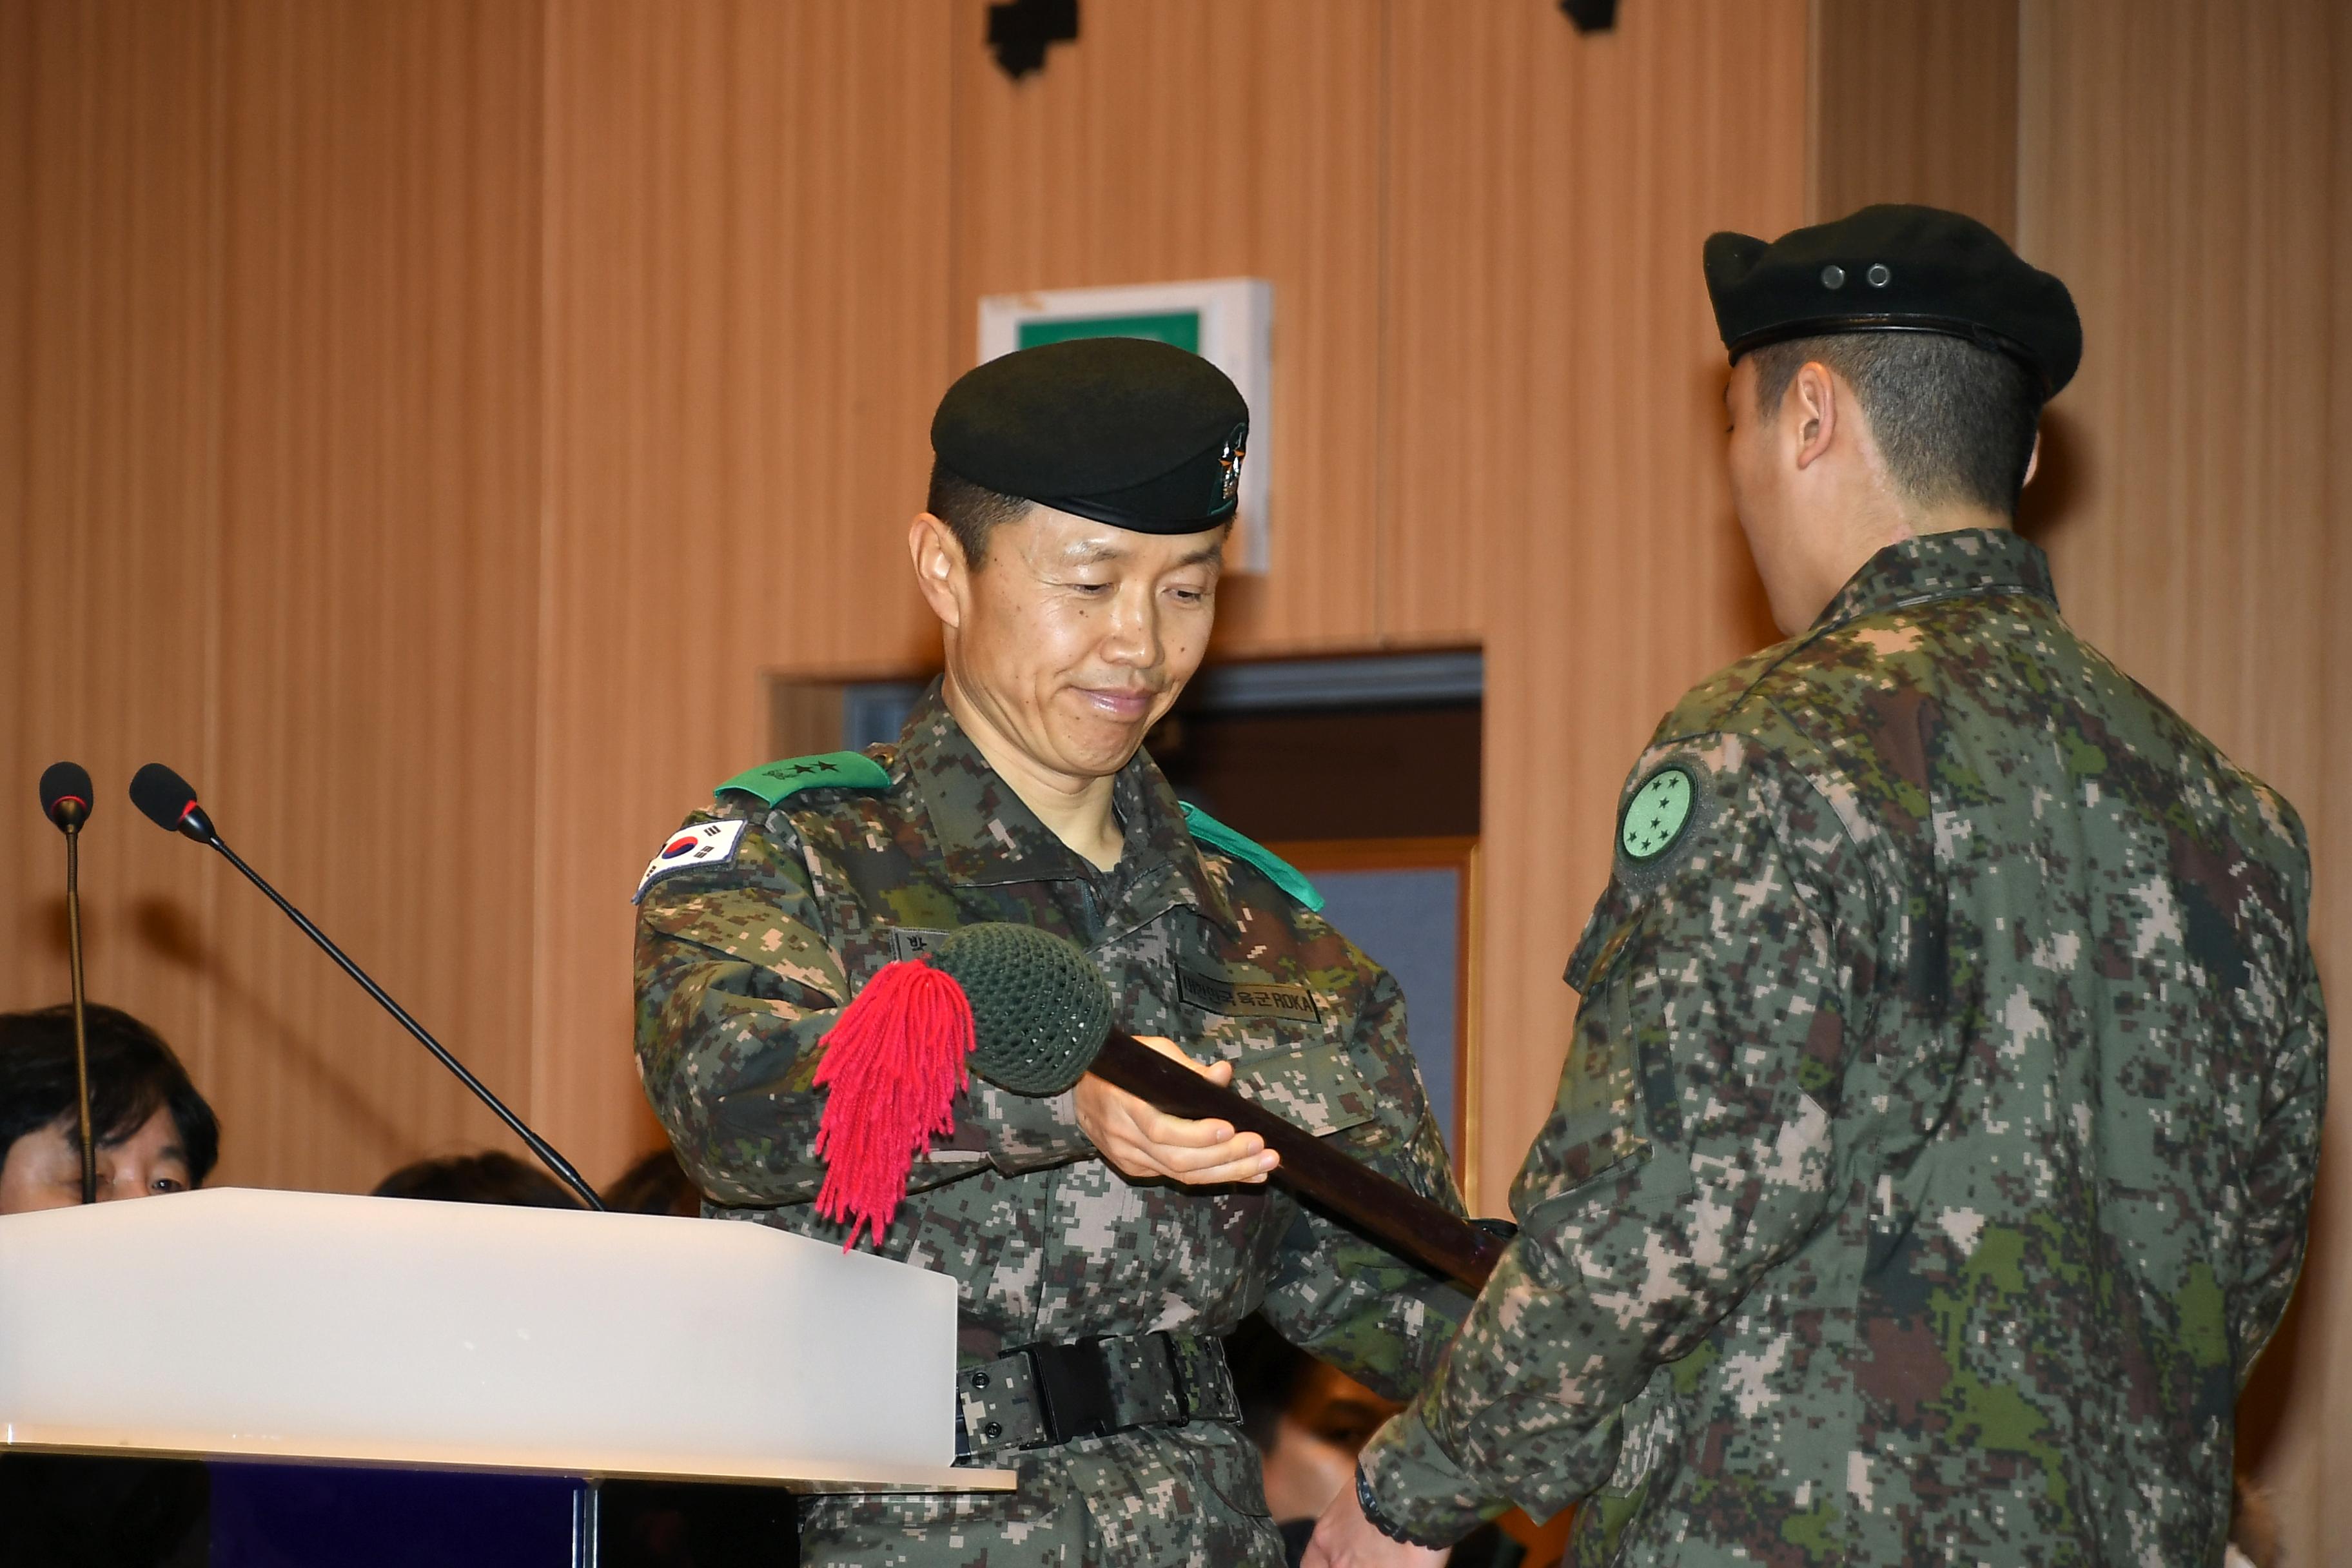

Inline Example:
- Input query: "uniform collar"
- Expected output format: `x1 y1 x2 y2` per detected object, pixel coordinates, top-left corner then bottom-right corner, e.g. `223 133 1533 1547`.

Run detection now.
895 681 1239 930
1810 526 2057 634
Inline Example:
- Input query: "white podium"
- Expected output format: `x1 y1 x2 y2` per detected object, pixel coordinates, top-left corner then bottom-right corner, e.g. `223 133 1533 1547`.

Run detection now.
0 1187 1012 1496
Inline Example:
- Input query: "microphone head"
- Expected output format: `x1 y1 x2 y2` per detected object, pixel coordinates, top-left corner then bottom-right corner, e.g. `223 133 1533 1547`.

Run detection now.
931 923 1115 1095
129 763 215 842
38 761 92 831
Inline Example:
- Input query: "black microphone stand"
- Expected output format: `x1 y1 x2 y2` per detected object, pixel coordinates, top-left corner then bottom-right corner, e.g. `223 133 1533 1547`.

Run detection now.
198 832 609 1211
63 821 95 1204
40 763 99 1204
127 762 610 1214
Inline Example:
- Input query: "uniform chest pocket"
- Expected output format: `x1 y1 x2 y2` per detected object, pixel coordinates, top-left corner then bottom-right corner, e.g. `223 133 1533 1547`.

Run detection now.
1178 967 1326 1065
1227 1039 1379 1139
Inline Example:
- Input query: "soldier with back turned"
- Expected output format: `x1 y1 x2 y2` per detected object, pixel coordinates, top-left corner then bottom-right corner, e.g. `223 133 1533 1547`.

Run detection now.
633 337 1471 1566
1313 206 2328 1565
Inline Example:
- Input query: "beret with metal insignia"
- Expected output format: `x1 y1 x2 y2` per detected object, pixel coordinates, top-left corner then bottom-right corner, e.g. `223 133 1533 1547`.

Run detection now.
930 337 1250 534
1703 203 2081 396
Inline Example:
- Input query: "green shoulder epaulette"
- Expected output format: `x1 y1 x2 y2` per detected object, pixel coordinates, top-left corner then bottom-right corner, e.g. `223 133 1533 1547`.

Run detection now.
716 751 892 807
1179 802 1324 912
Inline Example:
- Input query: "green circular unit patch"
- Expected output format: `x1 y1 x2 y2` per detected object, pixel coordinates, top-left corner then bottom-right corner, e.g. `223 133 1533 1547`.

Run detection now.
1620 766 1696 862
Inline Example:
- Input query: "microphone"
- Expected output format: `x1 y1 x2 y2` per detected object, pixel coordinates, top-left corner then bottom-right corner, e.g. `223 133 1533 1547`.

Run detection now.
39 761 92 831
37 762 99 1204
128 763 607 1211
820 921 1507 1288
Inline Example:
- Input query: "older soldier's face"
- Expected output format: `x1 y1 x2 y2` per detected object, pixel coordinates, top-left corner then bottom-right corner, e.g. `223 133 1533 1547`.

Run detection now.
941 505 1224 785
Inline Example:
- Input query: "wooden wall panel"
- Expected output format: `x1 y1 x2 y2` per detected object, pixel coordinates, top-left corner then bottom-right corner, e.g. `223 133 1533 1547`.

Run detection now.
0 0 547 1197
2018 1 2350 1553
0 1 228 1106
534 0 956 1180
1383 0 1807 1208
1811 0 2019 237
204 0 546 1191
949 0 1387 657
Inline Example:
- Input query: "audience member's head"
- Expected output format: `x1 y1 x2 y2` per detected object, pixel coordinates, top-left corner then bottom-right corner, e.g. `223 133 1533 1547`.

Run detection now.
604 1145 702 1217
1230 1316 1532 1568
1226 1314 1399 1525
0 1004 219 1214
372 1150 582 1208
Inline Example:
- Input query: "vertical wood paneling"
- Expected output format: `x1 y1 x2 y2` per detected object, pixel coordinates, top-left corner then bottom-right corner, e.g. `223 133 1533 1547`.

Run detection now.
2326 14 2352 1547
0 0 545 1196
2019 1 2350 1553
1384 0 1807 1208
1811 0 2019 236
949 0 1388 656
0 1 227 1104
204 0 545 1191
534 1 956 1179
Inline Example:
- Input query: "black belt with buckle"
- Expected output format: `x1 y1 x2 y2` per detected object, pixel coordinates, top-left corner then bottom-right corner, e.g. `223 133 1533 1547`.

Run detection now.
954 1329 1241 1461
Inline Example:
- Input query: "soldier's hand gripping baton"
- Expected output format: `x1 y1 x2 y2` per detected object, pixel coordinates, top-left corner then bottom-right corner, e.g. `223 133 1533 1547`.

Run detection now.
811 922 1508 1290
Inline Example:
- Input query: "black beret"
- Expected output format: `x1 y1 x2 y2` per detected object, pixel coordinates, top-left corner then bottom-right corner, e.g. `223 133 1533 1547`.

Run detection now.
931 337 1250 534
1704 204 2081 396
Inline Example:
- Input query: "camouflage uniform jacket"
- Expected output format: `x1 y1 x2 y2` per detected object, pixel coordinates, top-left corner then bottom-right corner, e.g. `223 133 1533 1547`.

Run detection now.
634 685 1468 1566
1359 529 2326 1565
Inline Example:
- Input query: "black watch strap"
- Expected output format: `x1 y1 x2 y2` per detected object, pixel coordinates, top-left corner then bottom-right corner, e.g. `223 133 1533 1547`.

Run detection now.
1356 1462 1450 1550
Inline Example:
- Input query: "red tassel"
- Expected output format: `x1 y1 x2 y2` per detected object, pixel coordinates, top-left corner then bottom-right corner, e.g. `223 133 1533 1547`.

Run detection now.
812 957 977 1248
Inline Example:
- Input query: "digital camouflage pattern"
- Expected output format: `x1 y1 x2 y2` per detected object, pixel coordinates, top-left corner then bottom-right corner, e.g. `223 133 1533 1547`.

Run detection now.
634 684 1469 1567
1359 529 2326 1565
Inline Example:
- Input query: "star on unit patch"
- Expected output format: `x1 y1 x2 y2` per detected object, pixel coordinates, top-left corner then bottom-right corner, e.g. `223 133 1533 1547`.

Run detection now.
1619 765 1696 863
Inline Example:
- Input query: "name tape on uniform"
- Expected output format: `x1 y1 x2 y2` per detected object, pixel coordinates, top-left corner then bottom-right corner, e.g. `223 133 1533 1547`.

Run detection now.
888 927 954 964
1178 967 1319 1023
632 819 747 903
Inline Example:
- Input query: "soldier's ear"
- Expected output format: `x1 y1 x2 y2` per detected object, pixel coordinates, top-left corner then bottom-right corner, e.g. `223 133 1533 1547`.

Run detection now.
1790 360 1839 471
908 512 967 629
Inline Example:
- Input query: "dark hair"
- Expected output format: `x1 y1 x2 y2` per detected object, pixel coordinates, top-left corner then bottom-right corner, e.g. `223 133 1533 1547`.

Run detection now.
1750 331 2044 515
925 460 1032 569
1223 1313 1313 1452
372 1151 582 1209
0 1004 219 1184
604 1146 701 1217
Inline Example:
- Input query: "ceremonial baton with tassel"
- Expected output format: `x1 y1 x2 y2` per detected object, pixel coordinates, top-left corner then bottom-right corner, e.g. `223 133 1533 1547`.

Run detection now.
810 923 1508 1291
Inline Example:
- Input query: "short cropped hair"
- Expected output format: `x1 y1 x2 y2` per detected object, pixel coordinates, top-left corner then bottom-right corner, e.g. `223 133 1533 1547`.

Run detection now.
603 1145 701 1217
1750 331 2044 516
373 1150 582 1209
925 460 1033 569
0 1004 220 1184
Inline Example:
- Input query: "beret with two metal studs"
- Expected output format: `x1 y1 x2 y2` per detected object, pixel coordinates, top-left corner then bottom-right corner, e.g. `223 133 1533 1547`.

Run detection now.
1703 203 2081 397
930 336 1250 534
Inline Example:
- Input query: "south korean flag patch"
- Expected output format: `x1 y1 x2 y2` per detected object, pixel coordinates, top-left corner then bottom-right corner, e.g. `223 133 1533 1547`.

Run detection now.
632 819 747 904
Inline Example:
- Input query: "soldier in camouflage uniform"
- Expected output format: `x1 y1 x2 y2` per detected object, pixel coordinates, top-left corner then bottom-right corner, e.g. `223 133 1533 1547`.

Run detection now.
633 337 1469 1566
1317 206 2327 1565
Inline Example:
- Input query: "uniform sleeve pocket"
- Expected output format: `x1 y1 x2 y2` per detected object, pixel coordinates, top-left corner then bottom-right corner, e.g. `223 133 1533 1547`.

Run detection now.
1565 883 1642 994
1231 1040 1378 1138
1510 965 1655 1213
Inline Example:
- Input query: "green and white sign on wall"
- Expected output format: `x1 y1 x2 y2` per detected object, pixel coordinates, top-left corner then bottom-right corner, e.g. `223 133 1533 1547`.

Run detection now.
978 278 1274 573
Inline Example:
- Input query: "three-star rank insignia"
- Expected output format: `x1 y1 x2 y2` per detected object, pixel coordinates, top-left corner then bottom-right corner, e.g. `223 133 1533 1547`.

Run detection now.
1218 423 1247 505
1619 764 1696 865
